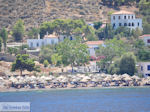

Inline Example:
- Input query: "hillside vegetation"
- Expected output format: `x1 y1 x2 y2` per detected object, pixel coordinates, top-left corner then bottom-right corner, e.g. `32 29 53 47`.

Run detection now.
0 0 139 30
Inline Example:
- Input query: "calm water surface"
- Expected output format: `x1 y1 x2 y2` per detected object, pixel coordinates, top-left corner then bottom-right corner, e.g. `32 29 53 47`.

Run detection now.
0 87 150 112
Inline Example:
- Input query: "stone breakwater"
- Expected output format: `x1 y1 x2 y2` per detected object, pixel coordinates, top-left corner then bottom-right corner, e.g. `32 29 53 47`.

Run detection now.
0 74 150 91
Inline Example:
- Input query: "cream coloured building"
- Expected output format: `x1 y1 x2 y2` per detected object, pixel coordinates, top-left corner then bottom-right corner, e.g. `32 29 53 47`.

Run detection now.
111 10 142 30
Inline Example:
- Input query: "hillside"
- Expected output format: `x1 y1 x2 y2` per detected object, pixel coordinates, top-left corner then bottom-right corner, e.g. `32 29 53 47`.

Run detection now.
0 0 138 30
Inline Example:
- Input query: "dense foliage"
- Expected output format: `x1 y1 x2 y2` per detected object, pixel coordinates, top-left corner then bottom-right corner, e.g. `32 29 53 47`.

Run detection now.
43 60 49 67
0 37 2 52
28 28 40 39
96 38 131 73
96 24 141 40
12 19 25 41
101 0 137 6
134 39 150 61
40 19 97 41
138 0 150 34
108 53 136 75
0 28 8 50
11 54 36 75
93 21 103 30
39 45 55 64
56 38 89 72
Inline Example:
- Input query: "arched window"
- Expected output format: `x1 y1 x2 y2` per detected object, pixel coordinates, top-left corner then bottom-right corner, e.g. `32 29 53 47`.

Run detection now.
124 23 127 26
118 16 120 19
138 22 140 26
128 23 131 26
132 23 134 26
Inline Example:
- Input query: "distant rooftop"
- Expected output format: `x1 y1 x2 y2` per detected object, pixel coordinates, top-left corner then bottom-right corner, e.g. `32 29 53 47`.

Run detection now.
139 34 150 38
85 41 104 45
112 10 134 15
44 34 58 38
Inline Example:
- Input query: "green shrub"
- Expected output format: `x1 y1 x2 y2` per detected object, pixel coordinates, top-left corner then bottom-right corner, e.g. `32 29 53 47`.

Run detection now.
43 60 49 67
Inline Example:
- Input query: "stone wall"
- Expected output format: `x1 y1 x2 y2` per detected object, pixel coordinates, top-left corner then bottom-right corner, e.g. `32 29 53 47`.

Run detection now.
0 53 16 62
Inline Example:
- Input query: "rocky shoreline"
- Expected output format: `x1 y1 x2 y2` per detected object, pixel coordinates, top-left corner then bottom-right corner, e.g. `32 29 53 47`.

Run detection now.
0 73 150 92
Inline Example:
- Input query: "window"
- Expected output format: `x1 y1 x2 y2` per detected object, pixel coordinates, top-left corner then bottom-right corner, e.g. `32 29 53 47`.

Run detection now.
128 23 131 26
128 16 130 19
132 16 133 19
30 42 33 47
118 16 120 19
147 65 150 71
141 66 143 71
146 74 150 76
124 16 126 19
119 23 122 26
124 23 127 26
113 16 115 20
37 42 39 47
64 36 66 40
138 22 139 26
132 23 134 26
94 47 99 50
113 23 115 28
147 39 150 43
70 36 73 40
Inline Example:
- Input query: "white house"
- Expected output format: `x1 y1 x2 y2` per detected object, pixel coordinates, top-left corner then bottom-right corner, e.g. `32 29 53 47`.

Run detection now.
27 34 59 48
139 34 150 46
27 34 75 48
138 62 150 77
85 41 104 57
58 35 75 42
111 10 142 30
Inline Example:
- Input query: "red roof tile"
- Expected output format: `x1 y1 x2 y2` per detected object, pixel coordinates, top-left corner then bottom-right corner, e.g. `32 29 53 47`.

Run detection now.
139 34 150 38
85 41 104 45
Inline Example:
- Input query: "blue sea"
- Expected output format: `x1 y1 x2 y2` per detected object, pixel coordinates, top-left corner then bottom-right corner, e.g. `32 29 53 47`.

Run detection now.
0 87 150 112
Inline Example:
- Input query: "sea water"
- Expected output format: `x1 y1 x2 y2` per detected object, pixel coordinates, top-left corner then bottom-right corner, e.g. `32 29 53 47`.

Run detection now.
0 87 150 112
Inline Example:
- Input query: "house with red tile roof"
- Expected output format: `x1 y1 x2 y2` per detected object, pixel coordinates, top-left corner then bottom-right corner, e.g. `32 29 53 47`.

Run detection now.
85 41 104 57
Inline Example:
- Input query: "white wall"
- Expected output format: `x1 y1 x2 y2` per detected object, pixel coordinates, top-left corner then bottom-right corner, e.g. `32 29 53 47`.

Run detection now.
142 36 150 46
87 45 99 56
111 14 142 30
59 35 75 42
138 62 150 77
27 38 59 48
